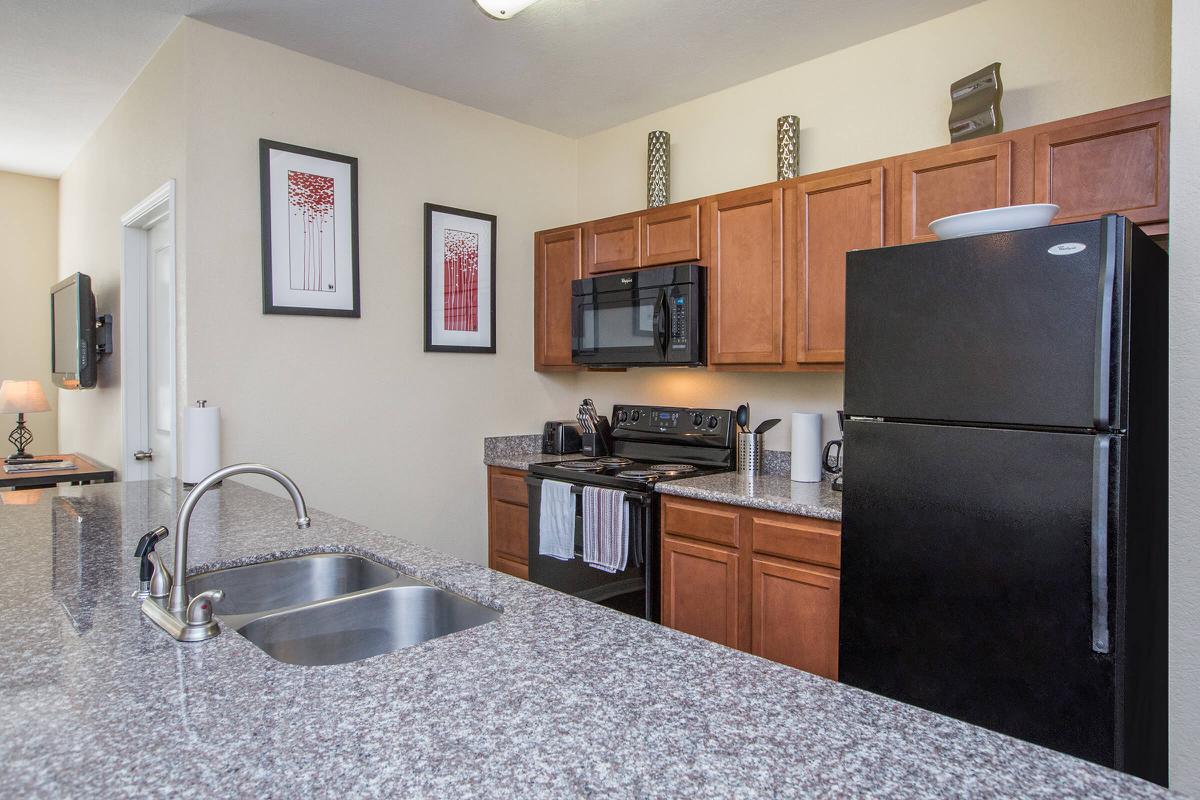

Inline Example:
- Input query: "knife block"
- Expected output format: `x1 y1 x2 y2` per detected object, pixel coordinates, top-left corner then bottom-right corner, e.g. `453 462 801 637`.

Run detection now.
581 417 613 457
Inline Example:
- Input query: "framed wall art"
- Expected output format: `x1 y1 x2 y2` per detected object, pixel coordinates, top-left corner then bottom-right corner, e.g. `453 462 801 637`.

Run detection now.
424 203 497 353
259 139 360 317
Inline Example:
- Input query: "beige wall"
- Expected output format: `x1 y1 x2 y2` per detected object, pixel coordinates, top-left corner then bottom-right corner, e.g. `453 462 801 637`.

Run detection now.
0 171 59 455
180 21 582 562
1169 0 1199 792
568 0 1172 454
56 27 190 470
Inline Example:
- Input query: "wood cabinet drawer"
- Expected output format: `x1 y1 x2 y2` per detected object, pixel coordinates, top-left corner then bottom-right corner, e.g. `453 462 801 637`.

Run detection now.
489 468 529 507
643 202 702 266
492 554 529 580
662 497 741 548
750 513 841 569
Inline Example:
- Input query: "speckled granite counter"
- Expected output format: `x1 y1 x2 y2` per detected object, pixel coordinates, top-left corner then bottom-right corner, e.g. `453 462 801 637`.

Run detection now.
1 480 1174 798
484 434 575 470
657 470 843 521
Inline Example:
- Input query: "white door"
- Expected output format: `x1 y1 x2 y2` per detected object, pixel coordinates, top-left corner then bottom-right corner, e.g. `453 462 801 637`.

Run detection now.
145 217 174 479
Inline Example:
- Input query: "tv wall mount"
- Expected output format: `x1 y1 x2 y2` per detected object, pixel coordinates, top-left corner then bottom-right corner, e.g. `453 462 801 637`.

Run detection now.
96 314 113 359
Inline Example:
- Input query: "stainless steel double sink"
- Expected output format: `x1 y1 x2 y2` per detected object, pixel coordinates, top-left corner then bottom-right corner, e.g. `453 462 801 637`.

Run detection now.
187 553 500 666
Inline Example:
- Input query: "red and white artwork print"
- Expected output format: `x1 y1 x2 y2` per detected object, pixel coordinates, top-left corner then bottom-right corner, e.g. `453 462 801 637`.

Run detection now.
443 229 479 332
287 170 336 292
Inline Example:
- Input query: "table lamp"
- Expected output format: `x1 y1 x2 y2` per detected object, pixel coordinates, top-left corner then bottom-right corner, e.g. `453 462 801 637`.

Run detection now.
0 380 51 462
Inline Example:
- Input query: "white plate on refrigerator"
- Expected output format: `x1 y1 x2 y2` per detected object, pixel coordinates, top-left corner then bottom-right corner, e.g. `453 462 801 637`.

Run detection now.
928 204 1060 240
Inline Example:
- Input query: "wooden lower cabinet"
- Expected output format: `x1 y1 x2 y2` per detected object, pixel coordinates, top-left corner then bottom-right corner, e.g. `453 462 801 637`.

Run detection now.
751 557 839 679
660 495 842 678
487 466 530 579
660 535 742 649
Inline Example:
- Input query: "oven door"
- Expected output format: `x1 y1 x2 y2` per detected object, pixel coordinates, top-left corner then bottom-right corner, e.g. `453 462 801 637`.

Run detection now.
525 476 659 621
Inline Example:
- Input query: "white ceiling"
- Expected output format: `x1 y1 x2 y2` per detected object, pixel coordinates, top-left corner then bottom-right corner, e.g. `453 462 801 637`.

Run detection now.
2 0 984 178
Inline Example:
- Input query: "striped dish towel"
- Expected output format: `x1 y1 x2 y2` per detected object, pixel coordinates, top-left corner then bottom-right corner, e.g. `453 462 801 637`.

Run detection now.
581 486 628 573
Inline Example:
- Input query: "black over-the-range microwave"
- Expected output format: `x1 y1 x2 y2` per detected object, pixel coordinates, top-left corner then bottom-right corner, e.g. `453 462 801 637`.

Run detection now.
571 263 706 367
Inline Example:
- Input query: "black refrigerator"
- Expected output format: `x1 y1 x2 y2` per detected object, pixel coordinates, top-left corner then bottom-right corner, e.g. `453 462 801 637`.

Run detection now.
839 215 1167 785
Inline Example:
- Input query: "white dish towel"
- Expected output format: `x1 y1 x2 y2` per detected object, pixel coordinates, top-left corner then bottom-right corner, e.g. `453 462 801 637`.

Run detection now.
538 479 576 561
582 486 629 573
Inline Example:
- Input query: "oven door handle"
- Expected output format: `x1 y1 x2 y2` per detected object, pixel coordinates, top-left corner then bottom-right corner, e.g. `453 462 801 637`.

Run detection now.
652 289 669 357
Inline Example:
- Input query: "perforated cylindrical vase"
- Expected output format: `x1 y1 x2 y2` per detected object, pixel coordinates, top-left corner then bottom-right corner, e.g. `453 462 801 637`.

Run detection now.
647 131 670 208
777 115 800 180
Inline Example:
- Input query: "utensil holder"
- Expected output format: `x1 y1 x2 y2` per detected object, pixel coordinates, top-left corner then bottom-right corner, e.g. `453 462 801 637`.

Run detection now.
737 432 764 474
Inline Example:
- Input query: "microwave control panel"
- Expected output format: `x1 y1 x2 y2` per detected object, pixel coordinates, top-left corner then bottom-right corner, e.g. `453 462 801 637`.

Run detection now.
669 291 689 349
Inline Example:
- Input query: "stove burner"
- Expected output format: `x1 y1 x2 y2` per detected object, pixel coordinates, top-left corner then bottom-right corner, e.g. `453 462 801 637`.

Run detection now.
559 460 606 472
594 457 633 467
649 464 698 475
616 470 661 480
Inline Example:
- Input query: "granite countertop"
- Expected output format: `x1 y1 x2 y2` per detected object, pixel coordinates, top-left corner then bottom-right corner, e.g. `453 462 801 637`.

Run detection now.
486 435 842 520
657 470 843 521
484 434 576 470
0 480 1175 797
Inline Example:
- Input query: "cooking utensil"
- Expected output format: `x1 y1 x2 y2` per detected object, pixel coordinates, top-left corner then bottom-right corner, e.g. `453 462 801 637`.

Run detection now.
736 404 749 433
754 418 781 435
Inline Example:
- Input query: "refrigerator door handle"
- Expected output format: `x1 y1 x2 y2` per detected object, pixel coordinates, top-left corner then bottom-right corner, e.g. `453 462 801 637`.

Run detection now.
1092 218 1116 429
1091 434 1112 653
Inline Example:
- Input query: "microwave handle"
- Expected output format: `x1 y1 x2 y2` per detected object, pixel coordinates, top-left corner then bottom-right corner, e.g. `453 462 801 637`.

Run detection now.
652 289 669 356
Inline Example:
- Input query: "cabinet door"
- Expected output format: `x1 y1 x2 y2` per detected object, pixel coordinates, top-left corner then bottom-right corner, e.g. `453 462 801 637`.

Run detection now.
487 467 530 579
661 534 740 649
709 187 785 364
751 557 839 679
898 141 1013 244
1034 103 1169 229
584 214 642 274
642 202 702 266
796 166 884 363
534 227 581 370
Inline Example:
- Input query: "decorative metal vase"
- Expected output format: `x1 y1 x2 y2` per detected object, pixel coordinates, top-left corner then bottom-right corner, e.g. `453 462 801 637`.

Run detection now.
647 131 670 208
777 115 800 180
948 62 1003 142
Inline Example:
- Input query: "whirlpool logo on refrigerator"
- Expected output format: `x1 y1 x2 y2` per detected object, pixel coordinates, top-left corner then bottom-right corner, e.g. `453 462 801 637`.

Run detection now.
1048 242 1087 256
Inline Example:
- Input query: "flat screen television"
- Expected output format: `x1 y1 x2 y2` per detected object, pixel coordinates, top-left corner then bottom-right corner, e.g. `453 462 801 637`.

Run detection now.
51 272 98 390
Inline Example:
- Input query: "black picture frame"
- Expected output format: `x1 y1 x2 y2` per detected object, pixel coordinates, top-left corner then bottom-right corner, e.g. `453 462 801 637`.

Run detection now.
423 203 497 353
259 138 361 317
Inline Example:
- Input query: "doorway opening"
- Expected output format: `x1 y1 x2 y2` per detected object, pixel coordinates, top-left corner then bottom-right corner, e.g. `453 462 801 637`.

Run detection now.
120 180 177 481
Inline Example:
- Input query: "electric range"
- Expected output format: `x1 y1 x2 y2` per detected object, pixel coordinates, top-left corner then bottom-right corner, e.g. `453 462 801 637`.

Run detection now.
525 405 735 621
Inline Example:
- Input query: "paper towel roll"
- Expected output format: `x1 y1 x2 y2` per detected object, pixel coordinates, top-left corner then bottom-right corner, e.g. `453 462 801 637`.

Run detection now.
790 412 823 483
182 404 221 485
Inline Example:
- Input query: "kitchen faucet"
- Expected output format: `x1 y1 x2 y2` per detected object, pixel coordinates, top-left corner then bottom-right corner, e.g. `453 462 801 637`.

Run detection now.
139 463 310 642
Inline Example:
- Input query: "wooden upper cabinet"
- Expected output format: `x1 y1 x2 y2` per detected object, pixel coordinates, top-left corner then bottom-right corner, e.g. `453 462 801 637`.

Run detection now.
534 226 581 370
709 187 785 365
584 214 642 274
642 201 702 266
661 534 741 649
795 166 884 363
751 557 839 679
1034 100 1169 230
898 140 1013 244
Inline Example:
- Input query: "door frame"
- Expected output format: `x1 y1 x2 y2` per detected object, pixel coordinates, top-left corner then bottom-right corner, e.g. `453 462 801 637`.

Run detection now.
120 180 177 480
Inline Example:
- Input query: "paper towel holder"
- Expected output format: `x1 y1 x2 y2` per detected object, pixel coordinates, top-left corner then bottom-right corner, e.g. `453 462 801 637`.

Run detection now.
183 400 221 489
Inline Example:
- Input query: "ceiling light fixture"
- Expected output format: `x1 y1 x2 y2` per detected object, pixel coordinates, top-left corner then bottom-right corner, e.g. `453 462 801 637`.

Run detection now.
474 0 539 20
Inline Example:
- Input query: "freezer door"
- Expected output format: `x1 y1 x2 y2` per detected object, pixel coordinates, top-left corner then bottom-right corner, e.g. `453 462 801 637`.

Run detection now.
845 218 1125 429
840 419 1120 769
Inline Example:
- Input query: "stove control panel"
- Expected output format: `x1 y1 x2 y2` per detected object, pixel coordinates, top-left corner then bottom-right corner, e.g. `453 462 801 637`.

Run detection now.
611 405 734 446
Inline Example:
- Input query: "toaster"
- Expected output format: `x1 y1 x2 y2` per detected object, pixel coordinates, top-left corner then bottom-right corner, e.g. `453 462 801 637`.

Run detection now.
542 420 583 455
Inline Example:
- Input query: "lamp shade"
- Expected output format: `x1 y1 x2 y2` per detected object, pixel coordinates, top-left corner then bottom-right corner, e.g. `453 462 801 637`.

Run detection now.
0 380 51 414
